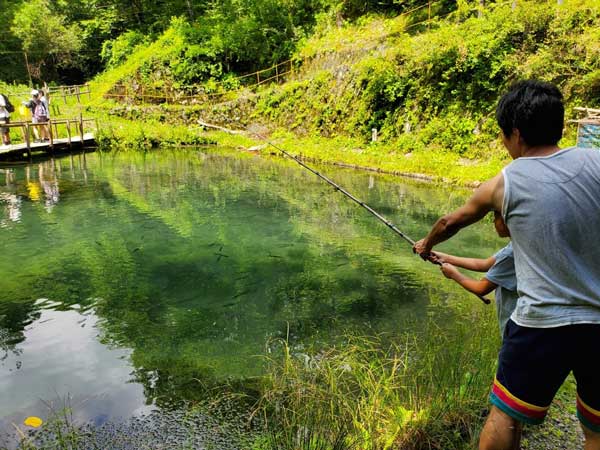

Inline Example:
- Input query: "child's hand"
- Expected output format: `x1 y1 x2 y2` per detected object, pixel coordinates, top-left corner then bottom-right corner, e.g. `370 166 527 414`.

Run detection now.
430 251 448 264
440 263 460 279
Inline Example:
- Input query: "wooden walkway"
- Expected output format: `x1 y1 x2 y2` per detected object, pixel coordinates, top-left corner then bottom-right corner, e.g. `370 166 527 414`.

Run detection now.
0 117 96 159
0 133 95 156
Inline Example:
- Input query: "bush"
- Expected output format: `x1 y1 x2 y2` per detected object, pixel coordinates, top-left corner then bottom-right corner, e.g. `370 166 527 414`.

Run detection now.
101 31 149 70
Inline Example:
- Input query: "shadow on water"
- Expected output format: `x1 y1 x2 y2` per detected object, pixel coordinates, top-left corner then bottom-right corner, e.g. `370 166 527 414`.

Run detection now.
0 148 504 446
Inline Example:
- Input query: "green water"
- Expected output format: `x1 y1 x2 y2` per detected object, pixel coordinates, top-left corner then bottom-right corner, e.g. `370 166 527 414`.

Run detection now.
0 149 504 434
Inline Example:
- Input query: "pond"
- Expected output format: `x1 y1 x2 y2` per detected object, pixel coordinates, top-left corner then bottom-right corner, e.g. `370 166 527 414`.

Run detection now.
0 148 504 447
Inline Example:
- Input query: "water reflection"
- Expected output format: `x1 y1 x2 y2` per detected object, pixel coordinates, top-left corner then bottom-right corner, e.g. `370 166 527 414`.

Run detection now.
0 305 151 433
0 149 504 439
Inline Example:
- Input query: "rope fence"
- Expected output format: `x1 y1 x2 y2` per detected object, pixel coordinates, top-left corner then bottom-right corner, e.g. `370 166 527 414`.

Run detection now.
104 60 296 105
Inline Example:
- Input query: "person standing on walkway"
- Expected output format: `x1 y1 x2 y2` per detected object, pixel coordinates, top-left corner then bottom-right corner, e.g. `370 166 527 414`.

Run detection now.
413 80 600 450
0 93 13 146
39 86 50 120
31 89 50 142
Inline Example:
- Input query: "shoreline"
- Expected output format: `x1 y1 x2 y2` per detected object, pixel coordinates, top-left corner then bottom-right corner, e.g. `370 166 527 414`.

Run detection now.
202 128 507 188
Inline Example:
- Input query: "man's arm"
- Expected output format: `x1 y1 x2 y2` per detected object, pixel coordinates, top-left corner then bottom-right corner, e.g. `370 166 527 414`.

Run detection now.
414 172 505 257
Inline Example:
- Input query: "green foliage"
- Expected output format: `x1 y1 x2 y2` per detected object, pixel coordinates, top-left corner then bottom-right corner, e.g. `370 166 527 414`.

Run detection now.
96 116 214 151
11 0 83 81
257 312 499 450
0 0 440 85
101 30 148 70
249 0 600 160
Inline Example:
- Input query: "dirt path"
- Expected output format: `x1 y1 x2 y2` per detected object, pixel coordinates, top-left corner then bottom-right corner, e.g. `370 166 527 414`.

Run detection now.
521 377 584 449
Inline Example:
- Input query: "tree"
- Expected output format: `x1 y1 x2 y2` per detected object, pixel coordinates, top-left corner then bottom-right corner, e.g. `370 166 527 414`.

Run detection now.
11 0 82 81
0 0 27 82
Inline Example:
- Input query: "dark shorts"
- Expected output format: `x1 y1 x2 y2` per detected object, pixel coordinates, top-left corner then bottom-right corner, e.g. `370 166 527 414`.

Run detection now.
490 319 600 431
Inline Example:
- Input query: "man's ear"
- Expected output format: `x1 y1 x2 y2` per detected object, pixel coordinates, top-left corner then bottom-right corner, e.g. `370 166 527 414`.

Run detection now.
513 128 526 146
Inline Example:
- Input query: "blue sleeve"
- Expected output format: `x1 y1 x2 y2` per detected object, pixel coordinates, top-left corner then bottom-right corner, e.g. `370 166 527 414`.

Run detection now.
485 244 517 291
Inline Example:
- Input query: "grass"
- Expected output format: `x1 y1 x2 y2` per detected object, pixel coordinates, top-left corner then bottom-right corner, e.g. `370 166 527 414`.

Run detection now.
94 115 215 151
254 309 500 450
3 304 501 450
6 396 83 450
203 129 507 186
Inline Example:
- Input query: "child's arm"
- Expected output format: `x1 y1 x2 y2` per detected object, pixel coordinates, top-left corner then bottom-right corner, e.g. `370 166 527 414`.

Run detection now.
432 251 496 272
440 263 497 296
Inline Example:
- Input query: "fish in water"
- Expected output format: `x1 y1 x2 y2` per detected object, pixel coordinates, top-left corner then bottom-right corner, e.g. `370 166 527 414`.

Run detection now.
215 252 229 262
234 274 250 281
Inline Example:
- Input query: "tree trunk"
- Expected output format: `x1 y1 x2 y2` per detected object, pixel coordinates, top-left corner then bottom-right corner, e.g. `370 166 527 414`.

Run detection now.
186 0 194 20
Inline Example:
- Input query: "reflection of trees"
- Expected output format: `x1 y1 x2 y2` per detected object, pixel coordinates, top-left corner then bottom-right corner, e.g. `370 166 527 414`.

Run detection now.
0 149 504 408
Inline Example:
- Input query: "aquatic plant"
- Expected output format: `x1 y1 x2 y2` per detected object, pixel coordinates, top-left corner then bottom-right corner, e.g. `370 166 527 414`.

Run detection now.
255 311 499 450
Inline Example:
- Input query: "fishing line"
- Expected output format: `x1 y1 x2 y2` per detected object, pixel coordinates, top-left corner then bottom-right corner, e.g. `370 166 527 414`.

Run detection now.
254 133 415 246
251 132 491 305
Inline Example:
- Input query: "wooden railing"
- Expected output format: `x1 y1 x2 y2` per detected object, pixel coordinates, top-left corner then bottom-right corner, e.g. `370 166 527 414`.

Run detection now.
2 117 97 157
48 84 92 104
14 84 91 105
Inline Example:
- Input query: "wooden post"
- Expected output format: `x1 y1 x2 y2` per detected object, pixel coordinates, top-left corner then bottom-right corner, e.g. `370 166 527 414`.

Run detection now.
257 71 260 85
66 119 72 148
276 64 279 83
53 121 59 143
24 123 31 158
79 114 84 145
62 87 67 104
75 86 81 104
48 120 54 151
478 0 484 17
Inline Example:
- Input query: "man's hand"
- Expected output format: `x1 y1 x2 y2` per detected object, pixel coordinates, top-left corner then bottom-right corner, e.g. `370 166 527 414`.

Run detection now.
412 239 432 260
440 262 460 280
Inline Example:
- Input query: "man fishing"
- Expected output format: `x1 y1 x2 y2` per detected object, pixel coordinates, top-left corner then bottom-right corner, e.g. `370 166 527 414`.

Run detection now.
413 80 600 450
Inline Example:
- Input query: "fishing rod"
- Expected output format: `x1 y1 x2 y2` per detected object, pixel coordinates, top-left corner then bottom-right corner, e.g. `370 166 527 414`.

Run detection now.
255 134 415 246
252 133 491 305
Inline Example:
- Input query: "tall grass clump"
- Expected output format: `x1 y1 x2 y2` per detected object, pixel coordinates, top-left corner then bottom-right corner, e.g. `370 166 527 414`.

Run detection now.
8 400 82 450
255 310 499 450
95 117 215 151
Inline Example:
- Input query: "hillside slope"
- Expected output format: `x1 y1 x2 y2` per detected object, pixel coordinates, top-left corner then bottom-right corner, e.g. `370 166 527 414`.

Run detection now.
92 0 600 182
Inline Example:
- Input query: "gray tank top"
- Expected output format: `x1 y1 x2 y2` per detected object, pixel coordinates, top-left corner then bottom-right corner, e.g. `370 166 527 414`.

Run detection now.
502 147 600 328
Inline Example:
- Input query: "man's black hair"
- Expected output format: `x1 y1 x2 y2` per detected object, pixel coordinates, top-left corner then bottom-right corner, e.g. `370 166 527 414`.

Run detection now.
496 80 564 146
